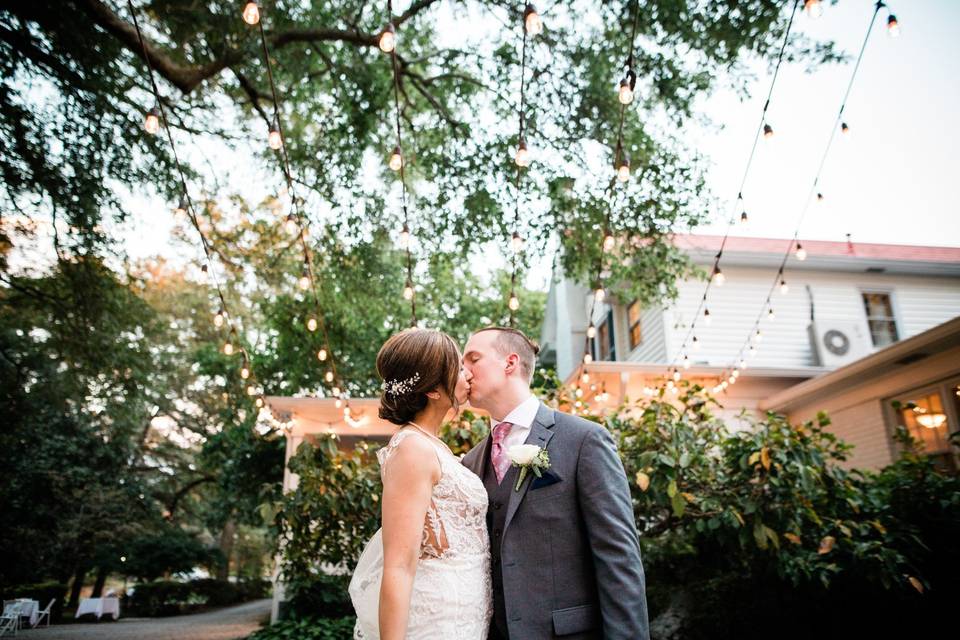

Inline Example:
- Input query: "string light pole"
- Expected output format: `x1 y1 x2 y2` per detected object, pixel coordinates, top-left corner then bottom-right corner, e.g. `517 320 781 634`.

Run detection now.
243 3 353 416
714 0 899 394
381 0 418 326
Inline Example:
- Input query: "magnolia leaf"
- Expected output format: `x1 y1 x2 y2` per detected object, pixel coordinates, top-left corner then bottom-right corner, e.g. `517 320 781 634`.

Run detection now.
680 492 696 503
784 532 802 545
730 509 745 527
839 523 852 538
871 520 887 535
679 452 690 468
760 446 771 471
818 535 836 555
671 492 686 518
636 471 651 492
748 451 761 466
763 525 780 550
667 479 678 498
753 521 768 550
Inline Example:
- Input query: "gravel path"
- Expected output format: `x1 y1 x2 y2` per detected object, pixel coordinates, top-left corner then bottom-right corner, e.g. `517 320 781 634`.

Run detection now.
19 599 271 640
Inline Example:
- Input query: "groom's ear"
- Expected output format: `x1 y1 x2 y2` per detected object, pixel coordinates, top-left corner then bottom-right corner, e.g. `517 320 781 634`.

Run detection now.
504 353 520 375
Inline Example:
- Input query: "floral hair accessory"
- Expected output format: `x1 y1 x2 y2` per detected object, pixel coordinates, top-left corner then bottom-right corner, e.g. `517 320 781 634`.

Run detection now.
381 372 421 397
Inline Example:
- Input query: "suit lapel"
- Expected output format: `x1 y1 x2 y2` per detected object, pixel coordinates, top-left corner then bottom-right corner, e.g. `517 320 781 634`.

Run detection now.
504 403 556 531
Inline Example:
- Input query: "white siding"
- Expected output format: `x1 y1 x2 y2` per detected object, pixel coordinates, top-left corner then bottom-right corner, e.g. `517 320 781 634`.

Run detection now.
659 266 960 369
623 305 667 362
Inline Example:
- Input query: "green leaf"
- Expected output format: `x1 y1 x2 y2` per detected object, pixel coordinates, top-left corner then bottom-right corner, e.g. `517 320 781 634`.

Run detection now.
667 479 678 498
671 492 686 518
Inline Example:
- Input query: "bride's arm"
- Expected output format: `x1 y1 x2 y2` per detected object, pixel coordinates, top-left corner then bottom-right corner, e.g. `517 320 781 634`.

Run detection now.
379 434 442 640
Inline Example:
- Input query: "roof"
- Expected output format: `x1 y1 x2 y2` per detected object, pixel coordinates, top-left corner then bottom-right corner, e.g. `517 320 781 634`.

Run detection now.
671 234 960 276
760 315 960 413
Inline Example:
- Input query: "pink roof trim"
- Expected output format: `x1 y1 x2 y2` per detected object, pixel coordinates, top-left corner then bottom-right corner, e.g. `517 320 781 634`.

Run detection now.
671 234 960 264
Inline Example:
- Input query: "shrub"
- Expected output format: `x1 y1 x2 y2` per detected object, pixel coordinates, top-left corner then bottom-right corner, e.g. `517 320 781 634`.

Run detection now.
127 578 270 617
247 616 356 640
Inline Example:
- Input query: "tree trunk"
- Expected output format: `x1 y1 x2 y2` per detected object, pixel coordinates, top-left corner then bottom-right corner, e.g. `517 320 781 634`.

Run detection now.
91 566 108 597
68 566 88 609
216 518 236 581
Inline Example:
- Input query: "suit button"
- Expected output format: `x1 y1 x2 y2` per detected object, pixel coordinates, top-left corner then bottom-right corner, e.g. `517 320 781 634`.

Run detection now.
494 503 502 510
494 528 501 537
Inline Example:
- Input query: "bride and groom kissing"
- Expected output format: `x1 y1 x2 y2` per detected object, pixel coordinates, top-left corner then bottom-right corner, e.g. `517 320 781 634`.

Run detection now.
349 326 649 639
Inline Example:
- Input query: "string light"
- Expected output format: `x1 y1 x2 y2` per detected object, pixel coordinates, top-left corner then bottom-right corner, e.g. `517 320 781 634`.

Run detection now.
692 335 700 351
682 354 691 369
144 107 160 134
174 198 187 220
616 156 630 182
515 140 530 167
672 369 681 382
511 231 524 253
754 329 763 343
887 14 900 37
325 371 334 383
242 1 260 25
255 397 264 408
399 223 410 249
779 277 789 295
523 3 542 36
241 359 251 379
763 123 774 139
768 307 776 320
594 286 605 303
388 146 403 171
581 372 590 384
317 348 328 362
306 316 318 332
804 0 823 19
703 308 712 325
508 294 520 311
583 353 593 364
587 323 597 339
603 233 616 252
379 23 397 53
298 266 311 291
403 280 415 301
332 386 341 397
841 122 850 134
712 266 725 286
795 241 807 261
268 121 282 150
618 77 634 105
284 213 298 236
213 308 226 328
223 340 234 356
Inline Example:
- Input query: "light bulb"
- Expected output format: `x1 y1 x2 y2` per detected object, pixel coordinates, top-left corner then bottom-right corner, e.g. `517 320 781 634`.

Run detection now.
247 384 257 396
213 309 225 328
673 369 681 382
335 398 343 409
768 307 776 320
200 263 208 282
174 198 188 220
804 0 822 19
255 397 264 408
682 354 690 369
389 146 403 171
763 123 774 139
284 213 298 235
796 242 807 261
307 317 318 332
739 358 747 370
583 353 593 364
617 157 630 182
749 345 757 358
242 1 260 25
740 210 748 223
575 387 583 398
603 234 615 251
508 294 520 311
298 272 311 291
887 15 900 38
511 231 524 253
144 108 160 135
779 279 789 295
586 324 597 339
816 192 825 203
241 365 250 379
325 371 334 383
841 122 850 135
399 223 410 249
317 348 328 362
666 380 675 390
524 4 542 36
618 78 633 105
223 341 234 356
402 280 415 300
515 141 530 167
332 386 341 397
379 23 396 53
732 369 740 379
712 267 725 286
268 124 282 150
754 329 763 343
692 335 700 351
728 376 736 385
581 372 590 384
704 308 712 325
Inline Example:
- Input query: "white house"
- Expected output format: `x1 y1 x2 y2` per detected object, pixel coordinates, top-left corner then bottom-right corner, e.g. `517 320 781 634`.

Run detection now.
540 234 960 468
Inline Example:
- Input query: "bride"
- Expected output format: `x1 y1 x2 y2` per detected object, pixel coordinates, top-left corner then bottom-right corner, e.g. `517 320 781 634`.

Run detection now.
349 328 492 639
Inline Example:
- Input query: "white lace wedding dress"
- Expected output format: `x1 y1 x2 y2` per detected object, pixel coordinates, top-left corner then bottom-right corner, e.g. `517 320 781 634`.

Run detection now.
349 427 493 639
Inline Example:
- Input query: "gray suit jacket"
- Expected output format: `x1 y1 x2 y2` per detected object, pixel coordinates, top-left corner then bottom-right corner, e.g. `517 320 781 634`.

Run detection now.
462 403 649 640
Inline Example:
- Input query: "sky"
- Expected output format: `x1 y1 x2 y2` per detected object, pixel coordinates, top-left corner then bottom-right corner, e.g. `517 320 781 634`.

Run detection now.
100 0 960 293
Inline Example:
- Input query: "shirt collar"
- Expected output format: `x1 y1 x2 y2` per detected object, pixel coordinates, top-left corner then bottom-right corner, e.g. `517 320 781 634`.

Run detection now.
495 394 539 429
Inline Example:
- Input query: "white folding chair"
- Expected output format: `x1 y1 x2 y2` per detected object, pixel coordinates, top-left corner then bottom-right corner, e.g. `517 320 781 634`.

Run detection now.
32 599 55 628
0 601 23 637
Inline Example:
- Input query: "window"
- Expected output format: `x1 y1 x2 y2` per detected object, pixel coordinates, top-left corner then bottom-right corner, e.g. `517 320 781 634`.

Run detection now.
592 310 617 361
627 300 642 350
862 292 899 347
893 385 958 474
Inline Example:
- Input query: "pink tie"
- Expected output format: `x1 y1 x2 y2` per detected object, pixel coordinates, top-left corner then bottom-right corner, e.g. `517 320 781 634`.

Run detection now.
491 421 514 485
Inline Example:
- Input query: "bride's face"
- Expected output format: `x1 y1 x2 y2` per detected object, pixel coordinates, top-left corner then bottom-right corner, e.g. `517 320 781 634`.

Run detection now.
453 364 472 405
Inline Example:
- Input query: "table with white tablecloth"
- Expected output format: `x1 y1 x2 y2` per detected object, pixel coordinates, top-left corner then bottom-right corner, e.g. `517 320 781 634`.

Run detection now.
2 599 39 627
75 596 120 620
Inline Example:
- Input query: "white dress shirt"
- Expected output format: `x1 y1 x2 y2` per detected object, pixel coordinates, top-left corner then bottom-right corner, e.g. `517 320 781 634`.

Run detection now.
492 394 540 451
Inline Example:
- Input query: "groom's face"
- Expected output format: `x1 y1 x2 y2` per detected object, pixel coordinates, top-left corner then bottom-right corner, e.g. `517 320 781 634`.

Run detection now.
462 331 506 409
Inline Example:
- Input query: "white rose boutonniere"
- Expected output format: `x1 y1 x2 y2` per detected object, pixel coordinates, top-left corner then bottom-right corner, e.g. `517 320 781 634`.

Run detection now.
507 444 551 492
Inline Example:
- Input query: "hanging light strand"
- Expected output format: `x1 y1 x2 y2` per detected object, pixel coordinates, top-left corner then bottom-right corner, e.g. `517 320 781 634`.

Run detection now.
250 8 348 404
658 0 801 391
127 0 269 406
717 0 894 390
386 0 417 326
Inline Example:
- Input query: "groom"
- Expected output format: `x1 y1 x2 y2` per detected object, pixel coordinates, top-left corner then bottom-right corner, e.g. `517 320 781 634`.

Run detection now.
462 327 649 640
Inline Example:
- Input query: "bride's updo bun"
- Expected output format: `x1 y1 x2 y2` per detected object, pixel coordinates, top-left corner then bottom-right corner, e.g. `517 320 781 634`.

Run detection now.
376 328 462 426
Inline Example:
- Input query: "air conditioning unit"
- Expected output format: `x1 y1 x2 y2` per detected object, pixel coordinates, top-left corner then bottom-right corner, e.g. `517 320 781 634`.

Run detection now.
808 320 871 368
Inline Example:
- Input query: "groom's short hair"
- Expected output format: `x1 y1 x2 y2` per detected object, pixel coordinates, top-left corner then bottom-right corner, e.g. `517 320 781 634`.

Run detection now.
474 327 540 383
